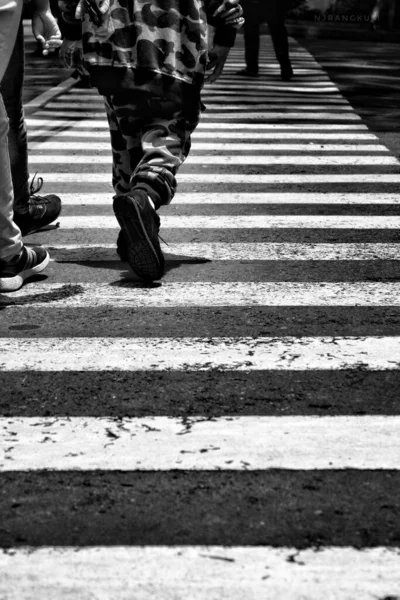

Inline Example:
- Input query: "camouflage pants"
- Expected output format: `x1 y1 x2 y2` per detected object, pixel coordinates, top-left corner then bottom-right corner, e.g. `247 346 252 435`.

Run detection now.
104 90 201 208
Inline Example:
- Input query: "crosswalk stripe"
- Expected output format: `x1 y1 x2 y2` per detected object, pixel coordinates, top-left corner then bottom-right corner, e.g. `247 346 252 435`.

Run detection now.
0 336 399 371
46 101 354 111
55 216 400 229
28 155 397 165
29 131 378 140
3 282 400 307
28 142 388 152
57 193 400 205
1 546 399 598
25 118 369 130
42 242 400 261
33 173 400 183
34 110 361 120
1 416 400 470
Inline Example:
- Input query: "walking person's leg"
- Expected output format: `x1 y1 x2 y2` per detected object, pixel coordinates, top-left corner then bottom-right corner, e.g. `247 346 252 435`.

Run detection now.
237 2 260 76
265 0 293 80
0 0 49 292
2 17 62 236
105 90 201 281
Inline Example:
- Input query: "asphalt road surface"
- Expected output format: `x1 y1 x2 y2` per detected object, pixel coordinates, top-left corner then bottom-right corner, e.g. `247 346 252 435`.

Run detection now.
1 34 400 598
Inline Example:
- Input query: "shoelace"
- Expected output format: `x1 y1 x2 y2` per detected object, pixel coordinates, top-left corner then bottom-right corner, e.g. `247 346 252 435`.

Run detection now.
29 172 44 197
29 173 52 205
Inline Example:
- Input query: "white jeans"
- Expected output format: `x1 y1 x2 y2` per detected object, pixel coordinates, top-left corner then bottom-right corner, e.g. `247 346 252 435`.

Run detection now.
0 0 23 259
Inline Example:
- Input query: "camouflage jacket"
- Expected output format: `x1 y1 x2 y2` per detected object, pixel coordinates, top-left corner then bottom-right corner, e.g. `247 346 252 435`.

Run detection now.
60 0 237 94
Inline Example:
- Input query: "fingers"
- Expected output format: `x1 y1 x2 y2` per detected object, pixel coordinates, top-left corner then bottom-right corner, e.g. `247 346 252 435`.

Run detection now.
98 0 110 15
75 0 85 19
213 0 240 17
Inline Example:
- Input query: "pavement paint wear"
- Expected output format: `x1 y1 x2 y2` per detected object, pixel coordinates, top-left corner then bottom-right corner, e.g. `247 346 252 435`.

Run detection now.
4 34 400 596
1 416 400 470
36 242 400 261
47 215 400 229
4 281 400 307
28 155 399 166
28 143 389 152
0 546 400 600
26 173 400 183
53 192 400 204
1 336 400 371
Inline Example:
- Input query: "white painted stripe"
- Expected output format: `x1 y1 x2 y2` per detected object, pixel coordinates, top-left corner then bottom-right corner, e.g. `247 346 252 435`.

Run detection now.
59 192 400 205
45 242 400 261
28 155 397 166
207 86 341 93
28 142 388 153
31 173 400 184
191 132 378 140
49 101 353 111
202 113 361 121
34 110 361 121
6 282 400 307
29 131 377 141
26 119 369 130
0 336 399 372
2 546 399 600
196 123 369 130
1 416 400 470
56 215 400 229
206 105 354 112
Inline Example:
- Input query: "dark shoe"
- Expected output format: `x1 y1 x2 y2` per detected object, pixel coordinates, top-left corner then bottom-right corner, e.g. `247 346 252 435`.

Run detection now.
281 63 293 81
113 190 164 281
116 229 128 262
236 68 259 77
0 245 50 292
14 174 62 235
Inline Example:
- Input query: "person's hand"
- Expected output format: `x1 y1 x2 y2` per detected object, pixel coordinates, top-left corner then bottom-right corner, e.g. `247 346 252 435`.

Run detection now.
205 44 230 83
213 0 245 28
32 10 62 55
60 38 83 69
74 0 110 25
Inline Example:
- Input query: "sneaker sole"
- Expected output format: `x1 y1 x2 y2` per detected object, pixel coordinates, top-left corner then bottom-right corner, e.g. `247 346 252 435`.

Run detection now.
0 250 50 293
113 195 164 281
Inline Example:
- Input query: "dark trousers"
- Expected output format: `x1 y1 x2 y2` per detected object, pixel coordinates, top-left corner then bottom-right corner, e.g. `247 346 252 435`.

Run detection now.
1 21 30 209
243 0 290 73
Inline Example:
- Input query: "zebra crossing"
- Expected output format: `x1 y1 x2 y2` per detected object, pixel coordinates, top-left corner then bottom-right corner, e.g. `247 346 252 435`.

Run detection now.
1 36 400 597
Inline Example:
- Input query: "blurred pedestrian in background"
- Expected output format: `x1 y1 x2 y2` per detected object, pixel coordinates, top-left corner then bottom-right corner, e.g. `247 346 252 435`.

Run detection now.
237 0 293 80
370 0 396 30
0 0 62 292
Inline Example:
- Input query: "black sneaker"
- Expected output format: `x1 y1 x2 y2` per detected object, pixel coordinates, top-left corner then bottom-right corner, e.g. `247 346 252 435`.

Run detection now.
281 63 293 81
0 245 50 292
14 174 62 235
113 190 165 281
116 229 129 262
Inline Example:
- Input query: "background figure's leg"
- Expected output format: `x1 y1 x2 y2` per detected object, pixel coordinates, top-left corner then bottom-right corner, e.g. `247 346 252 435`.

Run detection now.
387 0 395 29
266 0 293 80
243 6 260 75
370 0 384 27
2 20 30 210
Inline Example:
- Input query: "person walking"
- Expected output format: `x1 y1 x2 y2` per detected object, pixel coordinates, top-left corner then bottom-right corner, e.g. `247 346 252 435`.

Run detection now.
0 0 61 292
2 0 63 238
59 0 244 282
370 0 396 30
237 0 293 80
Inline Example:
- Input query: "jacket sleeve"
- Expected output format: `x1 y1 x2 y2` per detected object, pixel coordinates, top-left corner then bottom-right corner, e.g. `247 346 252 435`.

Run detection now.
205 0 238 47
58 0 82 39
